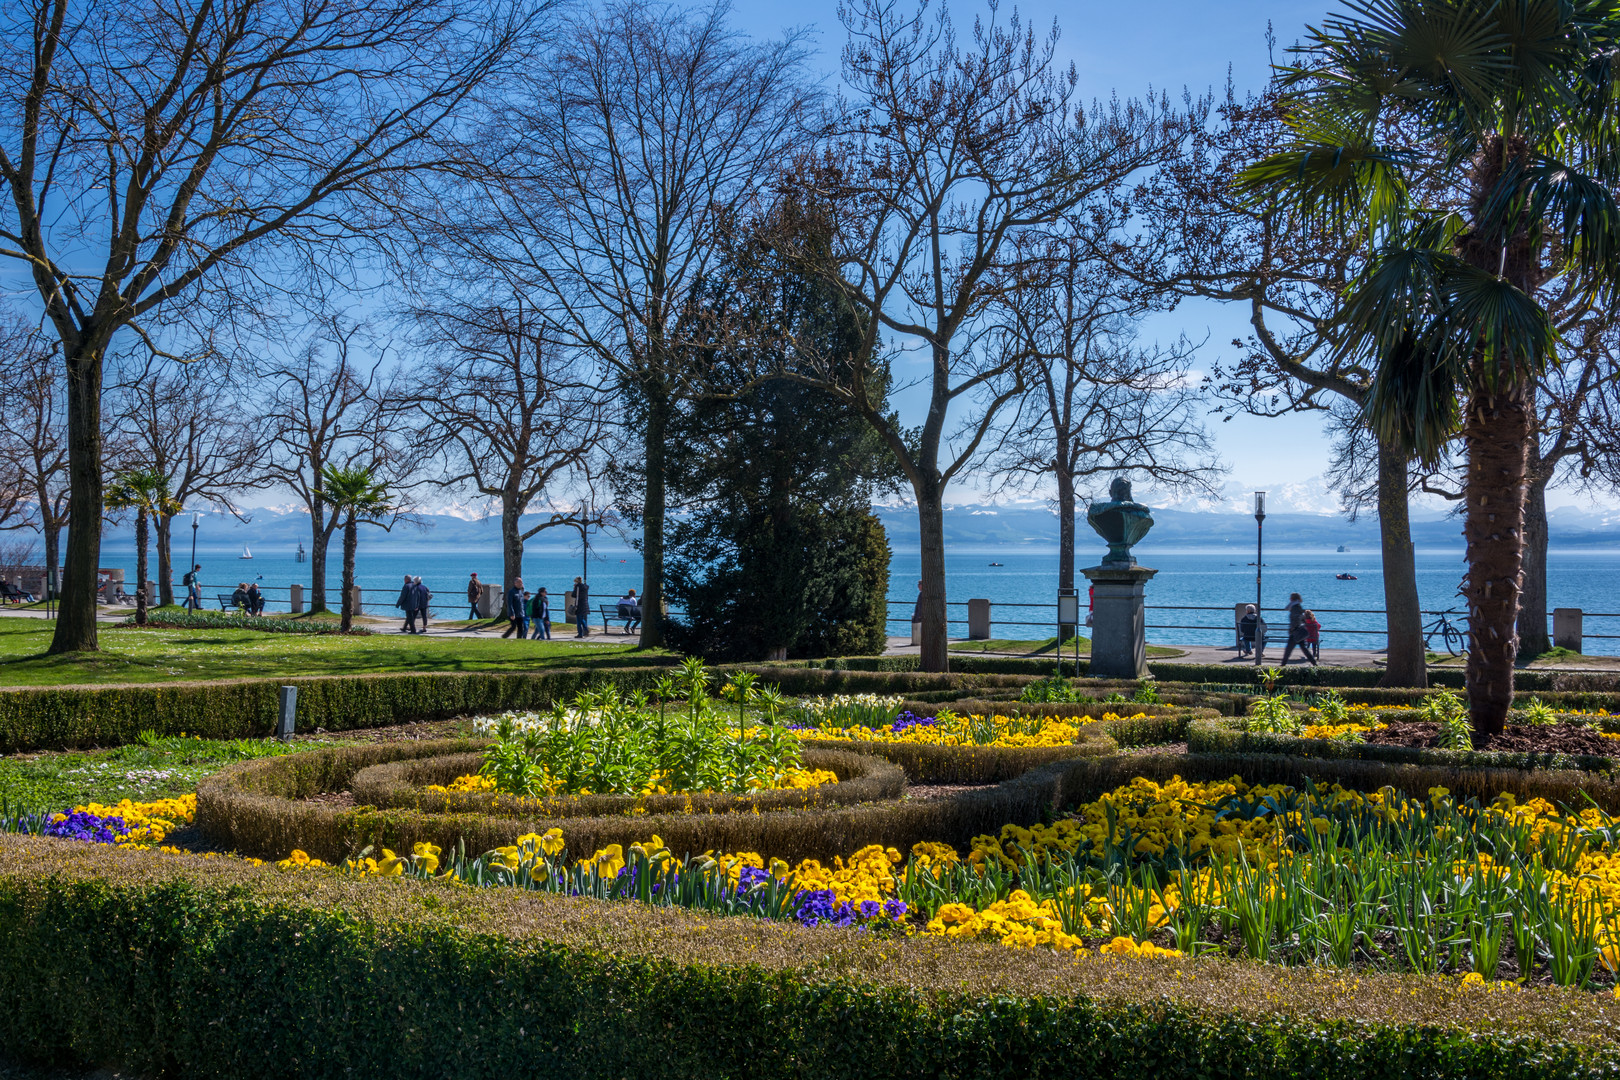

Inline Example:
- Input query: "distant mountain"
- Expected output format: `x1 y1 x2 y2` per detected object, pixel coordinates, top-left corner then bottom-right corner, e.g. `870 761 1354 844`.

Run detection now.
92 499 1620 557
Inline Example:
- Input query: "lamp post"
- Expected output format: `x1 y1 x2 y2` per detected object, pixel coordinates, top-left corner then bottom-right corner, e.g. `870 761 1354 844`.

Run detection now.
1253 492 1266 608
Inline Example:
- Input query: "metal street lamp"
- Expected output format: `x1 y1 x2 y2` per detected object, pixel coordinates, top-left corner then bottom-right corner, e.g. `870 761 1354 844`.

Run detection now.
189 513 199 609
1253 492 1266 611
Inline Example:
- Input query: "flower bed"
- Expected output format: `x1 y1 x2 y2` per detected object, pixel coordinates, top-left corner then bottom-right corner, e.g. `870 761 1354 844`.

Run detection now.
3 838 1614 1080
348 746 904 818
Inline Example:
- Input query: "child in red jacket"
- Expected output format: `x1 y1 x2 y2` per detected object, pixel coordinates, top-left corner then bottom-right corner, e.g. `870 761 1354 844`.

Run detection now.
1301 610 1322 666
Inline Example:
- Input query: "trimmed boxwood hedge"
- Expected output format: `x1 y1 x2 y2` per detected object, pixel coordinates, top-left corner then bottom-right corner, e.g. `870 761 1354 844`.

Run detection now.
196 740 1096 865
804 654 1618 693
0 837 1616 1079
351 747 906 817
1187 717 1620 776
0 666 688 752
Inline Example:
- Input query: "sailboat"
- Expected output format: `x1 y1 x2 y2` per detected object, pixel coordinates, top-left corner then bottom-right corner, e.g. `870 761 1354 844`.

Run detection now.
239 544 253 560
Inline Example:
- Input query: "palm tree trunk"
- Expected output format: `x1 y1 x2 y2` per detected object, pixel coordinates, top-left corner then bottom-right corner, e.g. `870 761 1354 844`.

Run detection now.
1515 469 1551 658
1462 380 1532 742
1375 442 1426 688
134 509 149 626
340 519 357 632
49 346 104 653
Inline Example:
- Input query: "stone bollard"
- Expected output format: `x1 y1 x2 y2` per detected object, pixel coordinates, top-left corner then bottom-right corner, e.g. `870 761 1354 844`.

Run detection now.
347 586 362 616
565 592 577 625
967 598 991 641
290 583 304 614
144 581 157 607
1553 608 1583 653
910 618 921 646
478 582 500 618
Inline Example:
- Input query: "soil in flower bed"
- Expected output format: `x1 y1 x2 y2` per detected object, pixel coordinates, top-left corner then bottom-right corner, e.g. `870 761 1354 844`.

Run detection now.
1363 720 1616 755
905 783 999 801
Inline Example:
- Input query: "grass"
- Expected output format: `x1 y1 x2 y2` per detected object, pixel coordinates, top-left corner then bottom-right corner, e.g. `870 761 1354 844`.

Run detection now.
948 636 1183 658
0 732 345 808
0 615 660 687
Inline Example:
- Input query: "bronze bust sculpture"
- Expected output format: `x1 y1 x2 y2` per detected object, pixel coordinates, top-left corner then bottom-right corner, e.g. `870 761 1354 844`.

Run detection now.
1085 476 1154 566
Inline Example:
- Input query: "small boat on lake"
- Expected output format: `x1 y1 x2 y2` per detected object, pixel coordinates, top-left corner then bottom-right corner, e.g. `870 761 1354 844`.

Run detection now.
1336 572 1357 580
239 544 253 560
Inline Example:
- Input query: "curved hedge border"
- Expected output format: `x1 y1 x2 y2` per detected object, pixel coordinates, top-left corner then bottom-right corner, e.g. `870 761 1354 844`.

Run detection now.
1187 716 1620 776
1072 748 1620 816
196 740 1084 865
350 747 906 817
0 837 1616 1079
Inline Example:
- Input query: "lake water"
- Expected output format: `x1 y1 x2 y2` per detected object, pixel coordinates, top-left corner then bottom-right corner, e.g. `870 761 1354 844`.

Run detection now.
148 539 1620 655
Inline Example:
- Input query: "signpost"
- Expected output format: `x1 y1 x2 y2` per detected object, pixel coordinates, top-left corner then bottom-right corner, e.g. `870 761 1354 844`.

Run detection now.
1057 590 1080 676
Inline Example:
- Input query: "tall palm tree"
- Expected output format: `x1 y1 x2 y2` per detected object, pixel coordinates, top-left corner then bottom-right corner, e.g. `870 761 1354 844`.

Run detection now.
1240 0 1620 742
317 465 395 632
105 469 180 627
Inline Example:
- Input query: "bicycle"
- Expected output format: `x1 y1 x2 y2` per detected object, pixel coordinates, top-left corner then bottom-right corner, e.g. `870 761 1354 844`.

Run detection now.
1423 610 1466 656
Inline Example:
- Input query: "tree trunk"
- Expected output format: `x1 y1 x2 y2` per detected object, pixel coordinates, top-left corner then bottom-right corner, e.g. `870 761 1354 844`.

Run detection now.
49 347 105 654
309 511 330 613
340 519 357 632
1515 469 1551 659
155 513 174 607
1056 465 1077 642
42 521 61 601
501 495 523 592
134 510 149 626
915 477 949 673
638 384 669 649
1463 380 1532 743
1375 442 1427 688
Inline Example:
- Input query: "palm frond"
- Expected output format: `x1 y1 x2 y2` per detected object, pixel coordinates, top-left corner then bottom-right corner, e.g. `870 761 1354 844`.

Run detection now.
1525 157 1620 298
1443 261 1559 387
1362 328 1463 464
1235 124 1410 231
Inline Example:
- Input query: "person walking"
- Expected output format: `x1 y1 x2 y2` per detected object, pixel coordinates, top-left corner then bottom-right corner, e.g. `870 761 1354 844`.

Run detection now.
530 587 551 639
502 578 527 638
466 572 482 620
572 576 590 638
413 576 431 633
181 564 202 611
1281 592 1306 665
1301 609 1322 666
395 574 416 633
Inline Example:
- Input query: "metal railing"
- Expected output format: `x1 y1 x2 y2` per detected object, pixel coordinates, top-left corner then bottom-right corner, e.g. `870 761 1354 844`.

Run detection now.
882 598 1620 652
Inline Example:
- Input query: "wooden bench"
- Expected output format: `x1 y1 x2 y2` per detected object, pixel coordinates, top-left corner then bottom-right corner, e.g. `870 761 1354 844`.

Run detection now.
598 603 641 634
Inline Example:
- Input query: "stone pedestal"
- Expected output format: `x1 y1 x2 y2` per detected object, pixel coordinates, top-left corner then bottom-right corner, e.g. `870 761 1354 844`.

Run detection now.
1553 608 1583 653
967 598 991 640
1081 562 1158 679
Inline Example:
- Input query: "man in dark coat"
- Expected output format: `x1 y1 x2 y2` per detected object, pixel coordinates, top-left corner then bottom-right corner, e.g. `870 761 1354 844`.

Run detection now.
1281 593 1306 665
466 572 482 619
395 575 416 633
573 576 589 638
412 576 431 633
501 578 527 638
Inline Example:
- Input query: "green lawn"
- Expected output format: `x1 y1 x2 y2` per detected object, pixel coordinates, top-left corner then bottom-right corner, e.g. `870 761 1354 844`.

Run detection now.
948 636 1183 658
0 615 663 686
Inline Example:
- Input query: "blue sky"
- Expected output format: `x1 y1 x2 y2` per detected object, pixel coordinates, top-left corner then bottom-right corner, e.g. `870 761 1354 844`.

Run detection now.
730 0 1613 515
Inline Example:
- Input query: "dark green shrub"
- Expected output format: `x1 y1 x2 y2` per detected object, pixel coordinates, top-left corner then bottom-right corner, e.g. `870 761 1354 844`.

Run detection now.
0 837 1615 1079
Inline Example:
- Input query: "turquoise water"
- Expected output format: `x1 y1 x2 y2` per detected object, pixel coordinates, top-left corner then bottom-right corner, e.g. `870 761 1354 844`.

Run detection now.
120 540 1620 655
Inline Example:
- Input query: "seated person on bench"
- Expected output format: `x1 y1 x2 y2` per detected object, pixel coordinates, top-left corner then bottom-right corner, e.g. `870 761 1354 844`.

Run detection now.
616 589 642 632
230 583 250 613
0 578 32 603
1238 605 1258 658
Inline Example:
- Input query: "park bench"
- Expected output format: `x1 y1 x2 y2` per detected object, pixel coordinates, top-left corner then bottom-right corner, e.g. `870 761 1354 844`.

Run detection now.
598 603 641 634
0 581 32 604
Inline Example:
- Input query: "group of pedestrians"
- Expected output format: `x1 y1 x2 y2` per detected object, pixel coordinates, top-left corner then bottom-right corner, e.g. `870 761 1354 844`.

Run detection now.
394 575 433 633
1238 592 1321 665
498 578 557 640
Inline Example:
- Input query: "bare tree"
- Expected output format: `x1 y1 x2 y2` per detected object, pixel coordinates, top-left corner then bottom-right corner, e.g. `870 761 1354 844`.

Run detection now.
258 319 395 614
778 0 1198 671
987 220 1222 629
1126 87 1435 686
439 0 812 648
0 316 68 597
106 358 267 604
395 297 609 593
0 0 536 652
